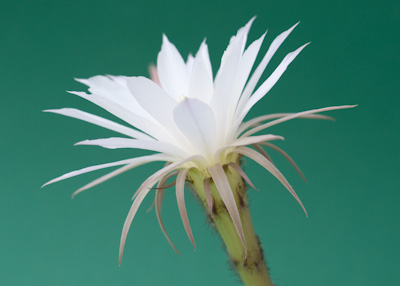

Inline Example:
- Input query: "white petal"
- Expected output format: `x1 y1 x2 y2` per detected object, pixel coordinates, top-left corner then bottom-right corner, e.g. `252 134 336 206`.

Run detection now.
235 147 307 216
211 18 255 142
76 75 151 119
236 43 310 125
126 76 177 121
236 23 299 117
176 169 195 250
186 54 195 75
208 164 247 257
237 17 256 53
219 17 255 69
44 108 153 141
106 75 129 88
42 154 171 187
157 34 189 100
226 32 266 128
69 91 172 142
242 105 357 137
236 113 334 137
173 98 217 159
188 42 214 103
230 134 284 148
75 137 186 158
214 134 283 163
196 40 213 81
212 29 247 142
126 77 188 146
72 162 141 197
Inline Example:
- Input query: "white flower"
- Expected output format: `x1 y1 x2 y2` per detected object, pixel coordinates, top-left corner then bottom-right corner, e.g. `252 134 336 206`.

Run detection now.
43 18 355 263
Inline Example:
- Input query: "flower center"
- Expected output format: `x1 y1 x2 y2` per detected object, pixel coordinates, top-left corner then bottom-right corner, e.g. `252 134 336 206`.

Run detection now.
178 94 186 102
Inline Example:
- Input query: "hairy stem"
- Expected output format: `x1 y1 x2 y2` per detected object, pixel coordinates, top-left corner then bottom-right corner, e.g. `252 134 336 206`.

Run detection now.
188 158 272 286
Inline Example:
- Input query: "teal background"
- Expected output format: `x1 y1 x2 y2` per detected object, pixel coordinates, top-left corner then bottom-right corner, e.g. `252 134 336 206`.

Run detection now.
1 0 399 285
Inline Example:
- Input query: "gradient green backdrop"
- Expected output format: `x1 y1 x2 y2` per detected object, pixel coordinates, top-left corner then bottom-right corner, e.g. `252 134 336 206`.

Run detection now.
1 0 399 285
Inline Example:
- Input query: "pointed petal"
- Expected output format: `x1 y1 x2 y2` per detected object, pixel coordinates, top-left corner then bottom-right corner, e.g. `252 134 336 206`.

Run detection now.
227 162 257 190
157 34 189 100
242 105 357 137
237 43 310 124
230 134 284 147
262 142 306 182
155 173 180 254
68 90 171 142
252 144 273 163
197 40 212 81
227 32 266 127
236 113 334 137
221 17 255 67
120 156 199 264
236 147 307 216
188 42 214 103
42 154 170 187
212 17 255 140
186 53 195 75
212 28 247 141
176 169 195 250
214 135 283 164
208 164 247 257
72 162 141 198
44 108 153 141
119 183 154 265
75 75 151 119
236 23 300 116
75 137 186 158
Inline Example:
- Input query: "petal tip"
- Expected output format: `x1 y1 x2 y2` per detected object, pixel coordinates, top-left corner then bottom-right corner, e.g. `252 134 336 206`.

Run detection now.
292 21 300 30
162 34 170 44
41 180 54 188
74 140 88 146
74 78 89 86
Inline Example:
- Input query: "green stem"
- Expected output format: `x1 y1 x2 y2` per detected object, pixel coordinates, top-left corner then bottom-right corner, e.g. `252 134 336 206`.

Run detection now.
187 159 272 286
